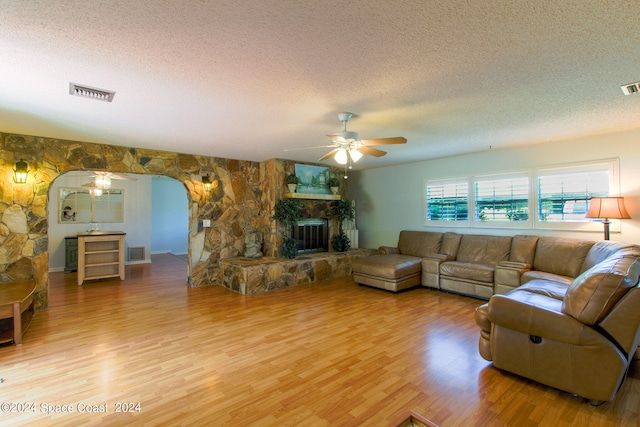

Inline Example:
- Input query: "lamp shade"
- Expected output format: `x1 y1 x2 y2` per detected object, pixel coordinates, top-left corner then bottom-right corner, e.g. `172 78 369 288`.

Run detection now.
585 197 631 219
334 149 348 165
349 148 363 162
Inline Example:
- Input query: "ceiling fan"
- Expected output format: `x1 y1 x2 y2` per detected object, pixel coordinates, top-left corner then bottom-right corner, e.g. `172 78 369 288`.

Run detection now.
285 113 407 166
89 171 137 190
319 112 406 166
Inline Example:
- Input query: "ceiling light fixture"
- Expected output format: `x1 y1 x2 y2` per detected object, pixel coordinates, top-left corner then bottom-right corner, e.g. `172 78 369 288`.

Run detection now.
334 149 348 165
94 173 112 190
69 82 116 102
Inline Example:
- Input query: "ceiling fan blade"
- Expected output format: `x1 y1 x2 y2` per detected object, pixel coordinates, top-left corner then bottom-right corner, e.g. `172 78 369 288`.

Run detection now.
358 146 387 157
284 145 336 152
360 137 407 146
111 173 137 181
318 148 340 161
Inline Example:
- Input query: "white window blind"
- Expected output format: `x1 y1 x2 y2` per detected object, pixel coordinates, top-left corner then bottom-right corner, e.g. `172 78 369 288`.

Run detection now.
537 166 610 222
426 179 469 222
474 176 529 222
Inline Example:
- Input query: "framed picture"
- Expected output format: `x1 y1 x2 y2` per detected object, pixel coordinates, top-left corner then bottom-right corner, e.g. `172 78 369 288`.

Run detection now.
295 164 331 195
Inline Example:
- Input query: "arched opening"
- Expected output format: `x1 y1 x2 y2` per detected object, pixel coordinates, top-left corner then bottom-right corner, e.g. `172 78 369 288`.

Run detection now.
47 171 190 284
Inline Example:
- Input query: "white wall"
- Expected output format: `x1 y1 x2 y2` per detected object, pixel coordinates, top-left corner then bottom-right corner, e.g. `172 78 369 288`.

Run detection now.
48 171 153 271
348 128 640 249
151 177 188 255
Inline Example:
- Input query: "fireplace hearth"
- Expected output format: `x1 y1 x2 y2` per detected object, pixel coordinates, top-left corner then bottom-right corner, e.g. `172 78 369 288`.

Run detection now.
291 218 328 253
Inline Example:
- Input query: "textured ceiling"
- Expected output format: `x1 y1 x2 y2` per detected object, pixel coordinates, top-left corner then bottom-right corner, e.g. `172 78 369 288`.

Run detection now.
1 0 640 170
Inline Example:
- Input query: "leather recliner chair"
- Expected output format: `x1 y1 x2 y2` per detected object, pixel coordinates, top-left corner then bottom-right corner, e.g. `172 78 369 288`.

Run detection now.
476 253 640 404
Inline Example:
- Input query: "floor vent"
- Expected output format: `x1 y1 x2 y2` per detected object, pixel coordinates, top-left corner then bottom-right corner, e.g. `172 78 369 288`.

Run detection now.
128 246 145 261
69 82 116 102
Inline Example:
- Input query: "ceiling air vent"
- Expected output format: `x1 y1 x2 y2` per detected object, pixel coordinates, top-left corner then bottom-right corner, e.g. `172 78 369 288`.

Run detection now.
69 82 116 102
621 82 640 96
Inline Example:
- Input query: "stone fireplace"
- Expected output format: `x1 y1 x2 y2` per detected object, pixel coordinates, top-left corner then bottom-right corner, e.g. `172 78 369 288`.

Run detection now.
291 218 329 253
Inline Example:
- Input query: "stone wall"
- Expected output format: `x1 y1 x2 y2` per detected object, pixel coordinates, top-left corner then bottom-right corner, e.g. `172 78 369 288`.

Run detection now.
0 132 347 310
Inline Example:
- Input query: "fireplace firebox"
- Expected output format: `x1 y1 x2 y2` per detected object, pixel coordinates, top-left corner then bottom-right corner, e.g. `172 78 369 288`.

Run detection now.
291 218 328 253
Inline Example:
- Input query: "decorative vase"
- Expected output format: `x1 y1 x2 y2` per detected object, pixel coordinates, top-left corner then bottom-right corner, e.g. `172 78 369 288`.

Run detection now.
287 183 297 193
330 186 338 195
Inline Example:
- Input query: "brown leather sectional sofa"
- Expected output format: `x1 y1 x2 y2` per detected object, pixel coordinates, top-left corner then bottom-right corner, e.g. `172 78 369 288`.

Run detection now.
352 230 640 403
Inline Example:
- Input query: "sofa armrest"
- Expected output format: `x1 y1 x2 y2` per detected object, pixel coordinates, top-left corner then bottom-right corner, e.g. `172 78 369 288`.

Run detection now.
488 292 589 346
495 262 533 294
420 255 453 289
378 246 400 254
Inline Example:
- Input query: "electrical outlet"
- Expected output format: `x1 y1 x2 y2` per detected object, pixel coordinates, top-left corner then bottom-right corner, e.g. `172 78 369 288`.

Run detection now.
203 219 211 227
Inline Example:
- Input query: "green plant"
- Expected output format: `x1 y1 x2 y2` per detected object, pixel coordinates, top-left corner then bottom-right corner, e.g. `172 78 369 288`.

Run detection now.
272 198 304 258
331 232 351 252
280 234 299 259
328 199 355 252
328 177 340 187
285 173 299 185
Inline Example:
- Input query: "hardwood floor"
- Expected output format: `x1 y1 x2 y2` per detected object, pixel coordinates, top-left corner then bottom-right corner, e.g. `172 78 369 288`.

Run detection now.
1 253 639 426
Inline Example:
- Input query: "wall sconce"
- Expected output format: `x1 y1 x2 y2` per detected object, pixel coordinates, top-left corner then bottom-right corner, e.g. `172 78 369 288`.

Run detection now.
585 197 631 240
202 174 212 191
13 159 29 184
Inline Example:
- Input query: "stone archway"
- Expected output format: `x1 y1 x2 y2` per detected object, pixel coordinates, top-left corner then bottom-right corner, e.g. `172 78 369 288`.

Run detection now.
1 133 270 311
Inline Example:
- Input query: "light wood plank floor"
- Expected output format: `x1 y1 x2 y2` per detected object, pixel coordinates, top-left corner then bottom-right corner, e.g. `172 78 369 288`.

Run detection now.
1 253 639 426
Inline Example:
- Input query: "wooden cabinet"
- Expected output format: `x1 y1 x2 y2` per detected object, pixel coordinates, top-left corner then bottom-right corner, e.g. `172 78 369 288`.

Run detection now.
77 232 126 286
64 236 78 273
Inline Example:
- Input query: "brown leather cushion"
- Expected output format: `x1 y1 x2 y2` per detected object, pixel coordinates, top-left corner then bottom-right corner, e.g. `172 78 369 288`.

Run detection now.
456 234 511 264
580 240 637 273
521 270 573 286
510 235 538 264
533 237 594 278
516 279 569 300
562 255 640 325
397 230 443 257
352 254 422 280
440 261 495 283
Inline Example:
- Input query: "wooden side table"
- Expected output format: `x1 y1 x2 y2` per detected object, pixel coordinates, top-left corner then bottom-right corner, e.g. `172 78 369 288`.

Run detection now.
0 280 36 346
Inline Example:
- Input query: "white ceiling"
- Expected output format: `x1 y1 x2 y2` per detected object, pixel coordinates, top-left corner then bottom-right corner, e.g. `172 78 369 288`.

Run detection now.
1 1 640 170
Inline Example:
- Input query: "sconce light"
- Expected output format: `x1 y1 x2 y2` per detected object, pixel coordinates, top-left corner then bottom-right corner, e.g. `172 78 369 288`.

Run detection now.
13 159 29 184
202 174 212 191
585 197 631 240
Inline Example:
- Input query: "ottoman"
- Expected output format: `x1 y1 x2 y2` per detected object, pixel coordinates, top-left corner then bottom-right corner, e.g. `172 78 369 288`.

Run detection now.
352 254 422 292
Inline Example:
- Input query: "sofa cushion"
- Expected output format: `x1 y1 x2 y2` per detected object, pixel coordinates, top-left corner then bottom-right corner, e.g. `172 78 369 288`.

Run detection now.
509 235 538 264
562 255 640 325
456 234 511 264
397 230 443 257
440 232 462 257
440 261 495 283
532 237 594 278
521 270 573 286
352 254 422 280
580 240 636 273
516 279 569 300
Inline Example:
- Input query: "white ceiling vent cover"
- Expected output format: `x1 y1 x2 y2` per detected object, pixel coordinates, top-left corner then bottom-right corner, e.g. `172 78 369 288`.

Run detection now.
69 82 116 102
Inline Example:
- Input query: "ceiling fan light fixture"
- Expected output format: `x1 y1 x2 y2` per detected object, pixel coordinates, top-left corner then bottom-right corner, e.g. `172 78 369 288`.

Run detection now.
95 173 111 190
349 148 363 162
334 148 348 164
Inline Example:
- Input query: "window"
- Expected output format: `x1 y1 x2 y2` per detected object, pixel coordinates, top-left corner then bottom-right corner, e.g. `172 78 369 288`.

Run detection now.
425 179 469 223
536 161 615 224
474 175 529 223
423 158 620 231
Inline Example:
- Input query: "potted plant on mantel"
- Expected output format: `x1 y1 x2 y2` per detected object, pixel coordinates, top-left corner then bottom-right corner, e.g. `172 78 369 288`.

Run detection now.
328 176 341 195
272 198 304 259
328 199 355 252
286 173 299 193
